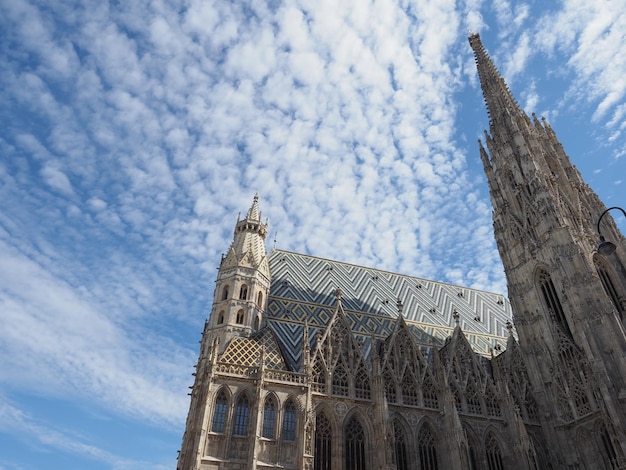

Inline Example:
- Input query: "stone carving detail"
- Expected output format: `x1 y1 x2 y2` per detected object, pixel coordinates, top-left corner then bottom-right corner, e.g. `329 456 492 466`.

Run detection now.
334 402 348 417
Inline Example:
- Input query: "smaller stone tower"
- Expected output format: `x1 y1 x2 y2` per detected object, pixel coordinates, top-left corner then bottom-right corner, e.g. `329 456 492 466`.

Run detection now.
177 195 271 470
208 194 271 353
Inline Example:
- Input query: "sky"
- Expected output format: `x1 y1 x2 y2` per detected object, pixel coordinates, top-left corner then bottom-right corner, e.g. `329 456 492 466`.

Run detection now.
1 0 625 469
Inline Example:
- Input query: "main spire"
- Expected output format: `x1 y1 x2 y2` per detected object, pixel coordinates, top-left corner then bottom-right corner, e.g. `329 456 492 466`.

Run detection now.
468 33 525 130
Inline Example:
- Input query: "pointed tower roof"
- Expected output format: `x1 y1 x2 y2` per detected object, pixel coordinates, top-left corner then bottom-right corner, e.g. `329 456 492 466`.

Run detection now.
221 195 270 277
468 32 525 129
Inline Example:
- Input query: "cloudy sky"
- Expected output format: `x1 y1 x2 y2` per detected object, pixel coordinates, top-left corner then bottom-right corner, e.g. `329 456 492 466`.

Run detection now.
1 0 625 468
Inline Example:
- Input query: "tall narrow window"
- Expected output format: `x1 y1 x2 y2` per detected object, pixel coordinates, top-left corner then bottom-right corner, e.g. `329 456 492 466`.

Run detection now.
486 433 505 470
314 412 332 470
262 396 276 439
332 363 349 396
384 370 397 403
312 358 327 393
355 365 371 400
595 255 623 320
401 372 418 406
257 291 264 308
393 420 409 470
538 271 570 334
345 416 366 470
217 311 225 324
211 389 229 433
418 424 438 470
423 375 439 409
236 309 244 324
240 285 248 300
221 285 229 301
233 394 250 436
600 424 618 469
466 382 482 414
282 399 297 441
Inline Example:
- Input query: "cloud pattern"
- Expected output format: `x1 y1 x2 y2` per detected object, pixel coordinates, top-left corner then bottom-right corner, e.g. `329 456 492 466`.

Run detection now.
1 0 626 468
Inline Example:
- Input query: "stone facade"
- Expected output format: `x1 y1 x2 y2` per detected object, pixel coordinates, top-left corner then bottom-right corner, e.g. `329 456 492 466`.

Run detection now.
177 34 626 470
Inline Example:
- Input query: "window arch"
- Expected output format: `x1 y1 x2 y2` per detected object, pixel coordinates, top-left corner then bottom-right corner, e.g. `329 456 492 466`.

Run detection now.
262 395 277 439
418 424 439 470
332 363 349 396
354 365 371 400
221 285 229 301
383 370 397 403
211 388 229 433
401 372 418 406
423 374 439 409
344 415 366 470
314 412 332 470
393 419 410 470
466 381 482 414
312 357 327 393
257 291 264 308
538 270 570 334
239 284 248 300
594 254 624 320
463 424 479 470
599 423 618 469
233 393 250 436
282 399 297 441
217 311 225 325
486 432 505 470
236 309 245 324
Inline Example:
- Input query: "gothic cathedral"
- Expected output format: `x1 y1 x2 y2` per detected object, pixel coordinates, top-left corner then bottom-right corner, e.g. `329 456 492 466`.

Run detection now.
177 34 626 470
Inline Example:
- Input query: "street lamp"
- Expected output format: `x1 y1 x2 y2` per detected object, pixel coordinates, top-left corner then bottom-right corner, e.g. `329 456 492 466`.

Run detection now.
597 207 626 256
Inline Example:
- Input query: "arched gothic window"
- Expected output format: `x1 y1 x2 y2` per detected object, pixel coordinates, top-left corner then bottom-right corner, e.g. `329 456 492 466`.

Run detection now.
418 424 439 470
466 382 482 414
486 432 505 470
332 363 349 396
401 372 418 406
314 412 332 470
211 388 229 433
236 309 244 324
282 399 297 441
599 424 618 469
345 416 366 470
239 285 248 300
384 370 397 403
221 285 229 301
423 375 438 409
538 270 570 335
233 394 250 436
312 358 327 393
393 420 410 470
257 291 264 308
354 365 371 400
217 311 225 325
594 255 624 320
464 426 479 470
262 395 277 439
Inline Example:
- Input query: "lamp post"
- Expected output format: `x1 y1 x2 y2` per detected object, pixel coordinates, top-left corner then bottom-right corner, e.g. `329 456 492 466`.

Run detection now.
597 206 626 256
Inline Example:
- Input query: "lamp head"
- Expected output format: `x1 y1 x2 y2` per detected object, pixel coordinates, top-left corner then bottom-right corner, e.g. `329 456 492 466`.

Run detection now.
598 236 617 256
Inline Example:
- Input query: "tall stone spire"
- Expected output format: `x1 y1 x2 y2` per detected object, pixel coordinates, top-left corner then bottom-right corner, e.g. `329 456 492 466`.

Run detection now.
471 33 626 467
208 195 271 353
468 33 525 132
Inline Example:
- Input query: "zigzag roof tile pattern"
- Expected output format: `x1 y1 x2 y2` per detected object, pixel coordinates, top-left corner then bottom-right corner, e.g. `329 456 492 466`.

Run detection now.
266 249 513 370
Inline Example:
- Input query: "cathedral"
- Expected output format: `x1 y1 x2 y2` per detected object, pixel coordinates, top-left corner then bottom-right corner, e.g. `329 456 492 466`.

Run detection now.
176 34 626 470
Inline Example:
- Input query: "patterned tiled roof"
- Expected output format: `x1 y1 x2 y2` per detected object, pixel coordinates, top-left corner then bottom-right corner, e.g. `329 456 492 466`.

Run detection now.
266 250 512 370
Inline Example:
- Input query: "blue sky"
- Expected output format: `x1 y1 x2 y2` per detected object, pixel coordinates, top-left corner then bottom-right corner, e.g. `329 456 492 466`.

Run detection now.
1 0 625 469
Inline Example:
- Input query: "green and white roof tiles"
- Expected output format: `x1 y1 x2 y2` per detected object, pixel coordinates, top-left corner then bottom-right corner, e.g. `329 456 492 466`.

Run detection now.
266 249 513 370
